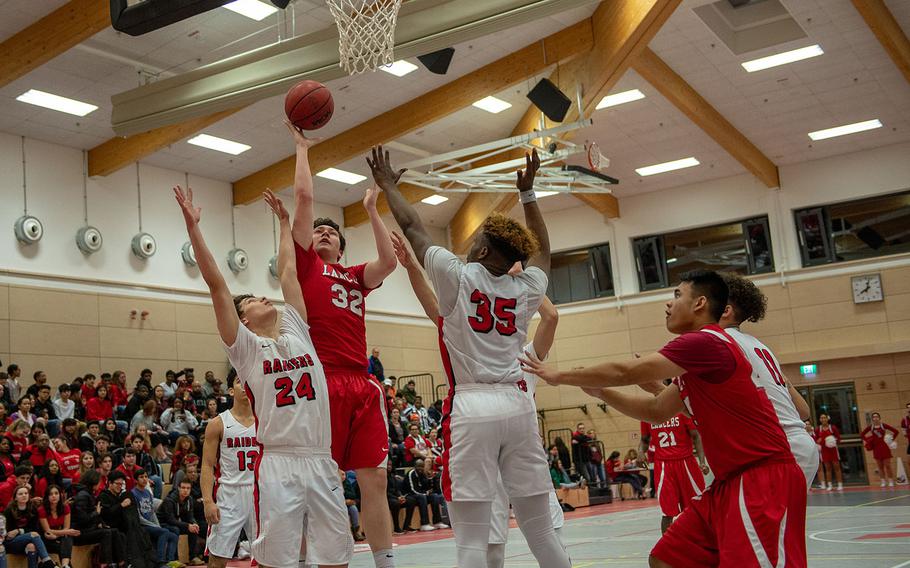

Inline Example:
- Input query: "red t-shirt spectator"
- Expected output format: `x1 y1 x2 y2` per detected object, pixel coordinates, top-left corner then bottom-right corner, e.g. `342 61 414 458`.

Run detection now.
6 434 27 462
85 396 114 422
0 454 14 480
109 384 128 407
81 383 96 402
115 463 139 492
38 504 70 530
23 445 59 470
0 477 22 508
403 434 429 464
58 449 82 481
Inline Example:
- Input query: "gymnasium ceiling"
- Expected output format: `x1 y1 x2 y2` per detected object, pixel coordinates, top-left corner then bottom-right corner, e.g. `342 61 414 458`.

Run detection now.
0 0 908 234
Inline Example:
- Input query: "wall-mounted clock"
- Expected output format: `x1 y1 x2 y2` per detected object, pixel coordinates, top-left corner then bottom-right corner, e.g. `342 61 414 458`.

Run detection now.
851 273 883 304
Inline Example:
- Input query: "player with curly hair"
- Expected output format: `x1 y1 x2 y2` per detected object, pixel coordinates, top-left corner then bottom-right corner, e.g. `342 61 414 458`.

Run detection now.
719 273 818 490
373 145 569 568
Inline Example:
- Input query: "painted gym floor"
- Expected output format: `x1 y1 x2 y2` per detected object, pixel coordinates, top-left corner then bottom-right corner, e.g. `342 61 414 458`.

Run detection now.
229 487 910 567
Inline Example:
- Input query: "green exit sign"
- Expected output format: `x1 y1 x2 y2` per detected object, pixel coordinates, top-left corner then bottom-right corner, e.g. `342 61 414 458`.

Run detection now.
800 364 818 377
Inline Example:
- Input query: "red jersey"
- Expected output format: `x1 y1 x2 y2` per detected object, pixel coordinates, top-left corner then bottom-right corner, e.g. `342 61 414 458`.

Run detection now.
24 445 59 469
58 449 82 480
295 243 376 371
641 414 696 461
115 464 138 492
661 325 792 481
38 504 70 530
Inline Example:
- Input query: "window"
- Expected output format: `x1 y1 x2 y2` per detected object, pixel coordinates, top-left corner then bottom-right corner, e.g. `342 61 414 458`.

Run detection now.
547 243 614 305
633 216 774 291
795 191 910 266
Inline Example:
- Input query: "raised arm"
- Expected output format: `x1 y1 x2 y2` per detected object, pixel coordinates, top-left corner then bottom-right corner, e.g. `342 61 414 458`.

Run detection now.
583 383 685 425
263 190 307 320
200 415 223 526
174 186 239 346
367 146 434 267
520 351 685 388
532 295 558 360
362 185 398 289
285 121 319 249
392 231 438 321
517 149 550 275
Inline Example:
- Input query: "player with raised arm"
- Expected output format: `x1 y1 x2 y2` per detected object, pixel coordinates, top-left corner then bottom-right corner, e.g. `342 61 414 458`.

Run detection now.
377 146 570 568
391 233 565 568
286 123 397 568
718 274 818 491
201 370 258 568
520 270 807 568
175 185 352 568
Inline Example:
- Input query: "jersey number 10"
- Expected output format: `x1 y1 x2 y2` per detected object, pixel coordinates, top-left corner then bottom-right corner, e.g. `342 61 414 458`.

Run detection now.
468 290 517 336
274 373 316 407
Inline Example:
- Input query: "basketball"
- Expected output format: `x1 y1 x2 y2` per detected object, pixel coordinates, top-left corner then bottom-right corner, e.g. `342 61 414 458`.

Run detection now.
824 435 837 448
285 80 334 130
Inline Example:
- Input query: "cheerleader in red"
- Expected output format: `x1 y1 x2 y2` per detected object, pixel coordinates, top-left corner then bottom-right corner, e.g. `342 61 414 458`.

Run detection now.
814 414 843 491
861 412 900 487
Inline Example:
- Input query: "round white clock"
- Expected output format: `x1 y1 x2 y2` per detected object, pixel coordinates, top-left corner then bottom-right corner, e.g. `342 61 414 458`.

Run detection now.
851 273 883 304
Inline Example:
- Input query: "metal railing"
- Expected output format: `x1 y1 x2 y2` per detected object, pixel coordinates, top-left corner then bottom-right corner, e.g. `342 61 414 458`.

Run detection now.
397 373 436 405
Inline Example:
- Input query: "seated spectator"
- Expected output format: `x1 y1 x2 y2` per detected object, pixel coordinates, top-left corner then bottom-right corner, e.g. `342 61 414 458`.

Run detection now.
124 384 151 425
34 458 66 498
622 449 648 492
98 453 115 495
103 418 125 448
132 469 180 566
427 428 443 463
160 371 179 402
386 461 417 535
0 465 34 509
428 399 443 428
108 371 129 417
405 459 446 532
159 480 204 564
9 396 35 427
422 459 448 528
399 380 417 405
170 437 195 484
52 385 75 422
342 471 365 542
81 374 98 402
4 485 57 568
151 386 168 416
71 468 128 568
115 448 140 492
550 459 580 489
99 471 157 568
124 435 163 498
79 421 102 453
0 371 12 410
52 437 82 484
388 408 406 467
93 435 112 463
58 419 80 453
22 433 59 471
605 451 644 499
32 385 59 437
77 451 96 485
0 436 16 480
404 396 432 433
29 423 47 446
403 424 430 465
553 437 572 473
85 384 115 423
0 404 9 430
171 461 204 524
5 419 30 461
186 382 207 418
159 398 198 445
131 402 169 459
38 484 78 568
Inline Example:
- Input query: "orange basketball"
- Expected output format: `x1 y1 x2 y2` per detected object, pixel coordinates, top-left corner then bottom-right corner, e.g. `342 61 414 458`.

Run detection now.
284 80 333 130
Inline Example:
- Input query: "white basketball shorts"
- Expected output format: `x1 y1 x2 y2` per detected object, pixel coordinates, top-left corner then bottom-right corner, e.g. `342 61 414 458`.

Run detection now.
442 384 552 503
788 431 820 492
252 449 353 568
206 483 255 559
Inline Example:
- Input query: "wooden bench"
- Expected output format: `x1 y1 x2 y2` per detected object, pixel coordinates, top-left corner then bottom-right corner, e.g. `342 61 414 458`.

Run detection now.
556 486 589 508
6 545 96 568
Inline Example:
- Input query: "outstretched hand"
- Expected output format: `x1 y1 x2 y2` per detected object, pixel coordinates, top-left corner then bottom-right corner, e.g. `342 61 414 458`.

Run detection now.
516 148 540 192
519 350 561 385
363 185 381 212
174 185 201 226
284 120 320 150
366 145 406 191
391 230 415 268
263 190 289 221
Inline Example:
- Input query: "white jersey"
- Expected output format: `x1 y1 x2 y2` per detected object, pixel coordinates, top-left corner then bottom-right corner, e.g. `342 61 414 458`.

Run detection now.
424 246 547 386
225 305 331 450
216 410 258 487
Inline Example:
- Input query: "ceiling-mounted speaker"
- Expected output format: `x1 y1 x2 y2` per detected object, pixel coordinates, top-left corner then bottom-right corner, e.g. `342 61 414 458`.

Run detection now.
181 241 197 266
228 248 249 273
76 226 103 255
418 48 455 75
110 0 234 36
270 0 292 7
14 215 43 245
131 232 157 259
268 255 279 279
527 78 572 123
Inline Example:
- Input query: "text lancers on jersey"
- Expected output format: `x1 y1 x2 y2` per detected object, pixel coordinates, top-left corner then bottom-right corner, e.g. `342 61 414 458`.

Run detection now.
323 264 358 284
650 416 682 430
262 354 315 375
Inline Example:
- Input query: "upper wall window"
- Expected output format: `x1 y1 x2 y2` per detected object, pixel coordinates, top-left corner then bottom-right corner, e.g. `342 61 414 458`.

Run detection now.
795 191 910 266
547 243 614 305
633 216 774 291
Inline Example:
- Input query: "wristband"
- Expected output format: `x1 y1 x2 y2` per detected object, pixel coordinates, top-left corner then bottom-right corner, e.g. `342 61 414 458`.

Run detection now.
519 190 537 204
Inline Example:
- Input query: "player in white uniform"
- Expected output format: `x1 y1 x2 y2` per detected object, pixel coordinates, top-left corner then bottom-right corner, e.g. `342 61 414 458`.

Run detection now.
376 146 569 568
201 371 258 567
175 185 352 568
391 234 565 568
718 274 818 490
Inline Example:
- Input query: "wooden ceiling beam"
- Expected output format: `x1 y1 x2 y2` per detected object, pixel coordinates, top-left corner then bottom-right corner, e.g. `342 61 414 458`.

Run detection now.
632 47 780 188
0 0 109 90
851 0 910 86
236 17 596 207
88 108 243 177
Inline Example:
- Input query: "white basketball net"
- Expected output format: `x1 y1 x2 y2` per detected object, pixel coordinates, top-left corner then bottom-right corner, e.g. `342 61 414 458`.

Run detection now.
326 0 403 74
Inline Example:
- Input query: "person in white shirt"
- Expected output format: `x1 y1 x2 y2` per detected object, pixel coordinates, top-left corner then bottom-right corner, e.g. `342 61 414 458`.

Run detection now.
159 371 178 401
159 398 199 443
6 364 21 401
52 384 76 421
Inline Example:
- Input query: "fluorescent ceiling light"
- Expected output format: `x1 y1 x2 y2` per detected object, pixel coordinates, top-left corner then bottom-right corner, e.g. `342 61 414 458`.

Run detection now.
667 257 678 264
596 89 645 110
381 60 419 77
534 191 558 198
741 45 824 72
223 0 278 21
187 134 251 155
316 168 367 184
808 119 883 141
472 96 512 114
421 194 449 205
16 89 97 116
635 157 700 177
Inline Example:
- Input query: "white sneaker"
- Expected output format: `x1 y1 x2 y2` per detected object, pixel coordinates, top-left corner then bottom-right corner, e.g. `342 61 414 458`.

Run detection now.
237 540 252 560
888 480 895 487
433 523 449 529
816 483 825 490
836 483 843 491
419 524 436 532
880 479 887 487
826 483 833 490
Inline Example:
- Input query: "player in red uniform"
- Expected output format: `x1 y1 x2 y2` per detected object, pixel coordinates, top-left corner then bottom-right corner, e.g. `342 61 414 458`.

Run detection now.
521 270 807 568
286 123 398 567
639 415 708 533
861 412 900 487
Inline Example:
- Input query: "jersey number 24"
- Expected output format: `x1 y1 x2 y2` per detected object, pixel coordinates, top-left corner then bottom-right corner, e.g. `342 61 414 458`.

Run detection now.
468 290 517 336
274 373 316 407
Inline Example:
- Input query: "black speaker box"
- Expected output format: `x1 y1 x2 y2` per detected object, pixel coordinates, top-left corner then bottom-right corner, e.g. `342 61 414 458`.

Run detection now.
527 78 572 122
418 48 456 75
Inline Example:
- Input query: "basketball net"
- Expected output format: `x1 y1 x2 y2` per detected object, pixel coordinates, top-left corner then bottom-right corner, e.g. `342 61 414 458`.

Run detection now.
326 0 403 74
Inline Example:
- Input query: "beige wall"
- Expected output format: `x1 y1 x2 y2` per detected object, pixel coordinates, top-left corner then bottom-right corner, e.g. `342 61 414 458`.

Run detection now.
0 284 230 387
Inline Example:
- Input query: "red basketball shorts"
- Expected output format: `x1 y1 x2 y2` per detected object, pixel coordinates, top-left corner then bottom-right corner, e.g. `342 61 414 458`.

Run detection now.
651 460 807 568
655 456 706 518
326 371 389 470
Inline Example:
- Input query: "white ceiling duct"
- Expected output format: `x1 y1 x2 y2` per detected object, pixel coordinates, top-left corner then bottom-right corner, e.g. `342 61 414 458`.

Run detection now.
110 0 597 136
